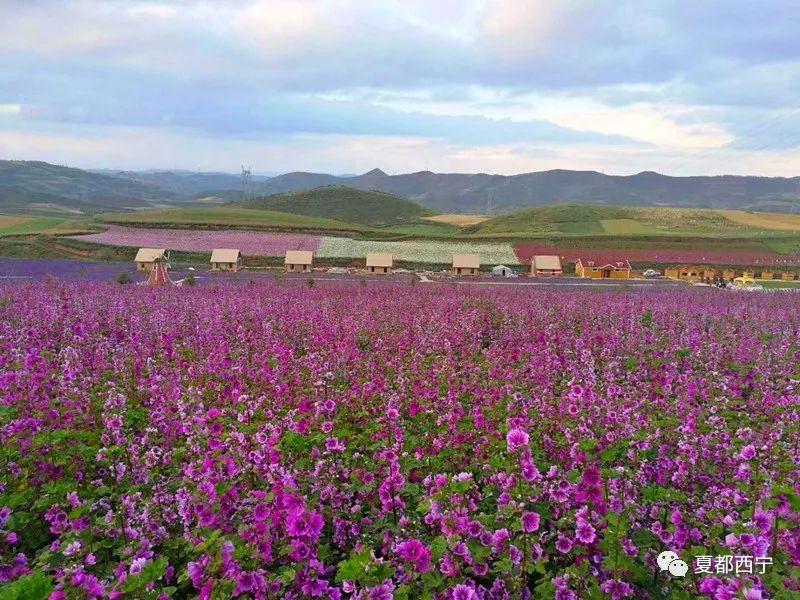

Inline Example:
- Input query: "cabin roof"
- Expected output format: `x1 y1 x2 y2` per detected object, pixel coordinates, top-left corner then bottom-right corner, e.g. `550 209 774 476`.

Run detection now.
134 248 166 262
452 254 480 269
285 250 314 265
533 255 562 270
210 248 241 263
366 253 393 268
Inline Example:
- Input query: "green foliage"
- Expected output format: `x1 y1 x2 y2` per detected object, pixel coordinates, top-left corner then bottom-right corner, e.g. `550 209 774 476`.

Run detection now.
0 572 54 600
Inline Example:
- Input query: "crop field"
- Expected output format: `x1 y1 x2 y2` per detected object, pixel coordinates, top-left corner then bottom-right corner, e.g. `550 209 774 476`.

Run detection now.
317 237 520 265
421 214 490 227
74 225 321 255
718 210 800 232
0 283 798 599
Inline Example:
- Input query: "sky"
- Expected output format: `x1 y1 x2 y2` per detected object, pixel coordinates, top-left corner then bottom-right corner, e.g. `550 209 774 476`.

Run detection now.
1 0 800 176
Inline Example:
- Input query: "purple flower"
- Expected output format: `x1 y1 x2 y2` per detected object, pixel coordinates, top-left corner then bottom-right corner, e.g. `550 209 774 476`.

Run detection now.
556 534 573 554
521 511 541 533
396 538 432 573
506 428 529 452
575 520 596 545
452 584 478 600
740 445 756 460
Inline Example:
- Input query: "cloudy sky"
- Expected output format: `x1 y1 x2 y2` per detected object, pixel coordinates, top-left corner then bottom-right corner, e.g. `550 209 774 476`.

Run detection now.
1 0 800 176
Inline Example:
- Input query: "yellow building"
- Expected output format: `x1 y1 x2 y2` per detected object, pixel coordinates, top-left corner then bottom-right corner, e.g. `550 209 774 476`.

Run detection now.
782 272 796 281
666 266 717 282
574 258 631 279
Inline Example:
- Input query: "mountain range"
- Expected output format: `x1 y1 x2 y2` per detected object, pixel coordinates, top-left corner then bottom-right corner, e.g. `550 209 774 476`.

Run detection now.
2 160 799 215
251 168 800 214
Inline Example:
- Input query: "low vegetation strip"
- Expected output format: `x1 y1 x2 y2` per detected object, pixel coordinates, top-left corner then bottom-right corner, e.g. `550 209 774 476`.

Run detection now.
513 241 800 267
73 225 321 255
317 236 521 265
100 207 360 233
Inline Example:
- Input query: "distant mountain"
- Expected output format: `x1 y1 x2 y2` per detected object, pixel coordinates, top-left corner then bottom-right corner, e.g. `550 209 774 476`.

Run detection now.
252 168 800 214
241 186 433 227
93 169 270 196
0 160 179 215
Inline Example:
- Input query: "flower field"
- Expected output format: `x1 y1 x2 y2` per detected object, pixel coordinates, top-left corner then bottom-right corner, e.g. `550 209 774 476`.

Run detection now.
1 283 799 599
75 226 321 255
317 238 520 265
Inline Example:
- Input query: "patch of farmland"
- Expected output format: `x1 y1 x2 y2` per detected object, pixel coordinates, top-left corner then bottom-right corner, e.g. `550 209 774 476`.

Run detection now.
717 209 800 232
421 214 490 227
317 236 521 264
73 225 321 255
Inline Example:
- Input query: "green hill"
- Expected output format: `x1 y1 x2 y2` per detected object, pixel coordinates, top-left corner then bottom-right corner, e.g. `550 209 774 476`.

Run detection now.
466 204 797 237
242 186 434 227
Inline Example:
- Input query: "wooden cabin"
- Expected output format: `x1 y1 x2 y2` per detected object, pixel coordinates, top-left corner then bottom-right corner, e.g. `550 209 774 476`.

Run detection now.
531 255 562 276
760 270 774 280
722 269 736 281
452 254 480 276
285 250 313 273
574 258 631 279
666 265 717 282
210 249 242 272
365 253 393 274
782 272 796 281
134 248 166 273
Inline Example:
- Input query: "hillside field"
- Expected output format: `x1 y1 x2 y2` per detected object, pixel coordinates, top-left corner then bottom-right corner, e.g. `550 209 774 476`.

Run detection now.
467 204 800 237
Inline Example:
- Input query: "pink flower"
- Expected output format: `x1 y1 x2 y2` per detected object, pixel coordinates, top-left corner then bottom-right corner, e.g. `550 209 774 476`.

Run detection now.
740 445 756 460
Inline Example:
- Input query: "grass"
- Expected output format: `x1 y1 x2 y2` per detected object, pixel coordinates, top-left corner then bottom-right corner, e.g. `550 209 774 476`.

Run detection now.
241 186 434 227
759 279 800 289
0 216 99 237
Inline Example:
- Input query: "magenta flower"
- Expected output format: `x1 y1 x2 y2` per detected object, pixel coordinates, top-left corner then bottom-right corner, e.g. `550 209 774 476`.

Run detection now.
396 538 431 573
556 534 573 554
740 444 757 460
521 511 541 533
506 428 529 452
452 583 478 600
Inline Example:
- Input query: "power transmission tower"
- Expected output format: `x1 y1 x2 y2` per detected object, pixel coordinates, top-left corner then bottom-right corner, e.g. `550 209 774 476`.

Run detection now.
241 165 252 202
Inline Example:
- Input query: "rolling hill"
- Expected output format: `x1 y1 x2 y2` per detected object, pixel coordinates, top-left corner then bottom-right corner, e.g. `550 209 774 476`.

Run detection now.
241 186 434 227
251 168 800 214
94 169 270 196
0 160 178 215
